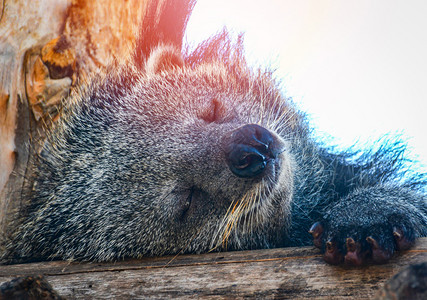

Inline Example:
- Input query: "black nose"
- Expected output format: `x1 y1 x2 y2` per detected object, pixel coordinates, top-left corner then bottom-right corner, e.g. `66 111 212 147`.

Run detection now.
225 124 281 178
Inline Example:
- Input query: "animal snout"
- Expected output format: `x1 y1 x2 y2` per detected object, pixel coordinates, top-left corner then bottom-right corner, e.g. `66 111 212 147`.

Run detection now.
225 124 283 178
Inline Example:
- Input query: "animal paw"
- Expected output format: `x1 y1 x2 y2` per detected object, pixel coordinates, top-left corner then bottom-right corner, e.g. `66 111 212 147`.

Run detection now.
308 186 425 265
309 221 416 265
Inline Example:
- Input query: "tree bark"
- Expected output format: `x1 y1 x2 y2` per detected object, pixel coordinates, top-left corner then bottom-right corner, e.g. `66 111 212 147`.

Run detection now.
0 238 426 299
0 0 147 237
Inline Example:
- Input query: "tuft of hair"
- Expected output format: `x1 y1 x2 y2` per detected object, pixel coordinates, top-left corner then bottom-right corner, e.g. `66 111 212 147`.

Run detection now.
334 135 427 192
184 28 246 67
134 0 196 69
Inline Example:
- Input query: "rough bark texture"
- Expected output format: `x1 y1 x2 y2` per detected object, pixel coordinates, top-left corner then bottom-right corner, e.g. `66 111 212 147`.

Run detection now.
0 0 146 237
0 238 426 299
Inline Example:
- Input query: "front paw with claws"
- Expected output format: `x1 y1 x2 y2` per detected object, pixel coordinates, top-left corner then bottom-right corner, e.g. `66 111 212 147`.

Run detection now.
310 221 415 265
309 186 426 265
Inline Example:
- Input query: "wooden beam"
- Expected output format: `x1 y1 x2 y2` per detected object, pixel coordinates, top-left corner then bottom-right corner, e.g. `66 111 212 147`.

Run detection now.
1 238 426 299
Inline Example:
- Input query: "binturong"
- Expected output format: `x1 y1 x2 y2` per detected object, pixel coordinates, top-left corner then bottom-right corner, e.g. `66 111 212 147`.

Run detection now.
1 0 426 266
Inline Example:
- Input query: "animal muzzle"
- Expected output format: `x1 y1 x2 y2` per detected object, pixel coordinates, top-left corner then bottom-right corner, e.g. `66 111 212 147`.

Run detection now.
225 124 284 178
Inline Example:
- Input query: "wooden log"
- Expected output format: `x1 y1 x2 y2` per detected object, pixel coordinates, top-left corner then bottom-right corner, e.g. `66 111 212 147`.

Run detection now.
1 238 426 299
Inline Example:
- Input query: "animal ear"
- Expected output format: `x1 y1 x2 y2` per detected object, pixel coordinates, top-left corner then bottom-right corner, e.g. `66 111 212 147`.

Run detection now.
133 0 196 70
145 45 184 74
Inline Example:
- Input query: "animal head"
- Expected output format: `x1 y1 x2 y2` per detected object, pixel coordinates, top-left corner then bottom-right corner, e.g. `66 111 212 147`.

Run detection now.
64 34 301 256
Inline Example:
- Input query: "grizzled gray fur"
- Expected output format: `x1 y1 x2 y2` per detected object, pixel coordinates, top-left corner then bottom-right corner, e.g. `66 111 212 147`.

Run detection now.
1 0 426 265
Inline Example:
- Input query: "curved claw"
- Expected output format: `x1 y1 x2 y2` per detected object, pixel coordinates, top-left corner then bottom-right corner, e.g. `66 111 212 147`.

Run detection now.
366 236 392 264
393 228 414 251
323 240 343 265
309 222 324 249
344 237 363 266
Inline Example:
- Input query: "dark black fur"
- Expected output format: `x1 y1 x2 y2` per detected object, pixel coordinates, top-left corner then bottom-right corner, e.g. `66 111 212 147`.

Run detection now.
1 0 426 266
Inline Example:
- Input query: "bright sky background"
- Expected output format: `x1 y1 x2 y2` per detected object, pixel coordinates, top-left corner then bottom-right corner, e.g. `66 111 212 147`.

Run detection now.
185 0 427 171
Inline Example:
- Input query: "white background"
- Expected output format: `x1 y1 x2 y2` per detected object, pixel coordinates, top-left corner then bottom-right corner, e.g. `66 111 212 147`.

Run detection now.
185 0 427 171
